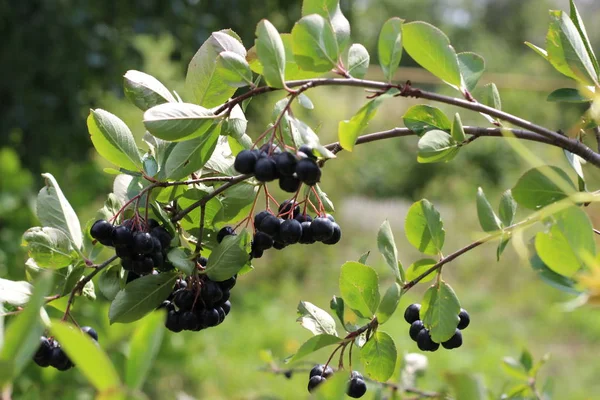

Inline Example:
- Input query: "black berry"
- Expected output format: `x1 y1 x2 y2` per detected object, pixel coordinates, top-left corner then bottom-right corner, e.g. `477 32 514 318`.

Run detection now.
219 275 236 291
280 219 302 244
199 308 220 327
442 329 463 350
217 226 236 243
409 320 425 341
279 175 301 193
222 300 231 315
278 200 301 219
347 377 367 398
151 227 172 249
254 210 271 229
181 311 201 331
199 256 208 267
322 222 341 245
174 289 195 310
33 337 53 367
201 281 223 306
275 151 297 176
112 225 133 248
311 217 334 242
299 221 315 244
250 247 263 259
299 144 317 159
166 310 183 332
457 308 470 330
90 220 114 245
253 231 274 251
254 157 278 182
81 326 98 341
234 149 259 174
309 364 334 378
416 329 439 352
404 303 421 324
258 214 281 236
307 376 326 392
295 158 321 185
50 346 73 371
133 232 154 254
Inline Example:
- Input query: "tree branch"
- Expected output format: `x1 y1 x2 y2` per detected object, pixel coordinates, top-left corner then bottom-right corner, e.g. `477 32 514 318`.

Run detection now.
216 78 600 167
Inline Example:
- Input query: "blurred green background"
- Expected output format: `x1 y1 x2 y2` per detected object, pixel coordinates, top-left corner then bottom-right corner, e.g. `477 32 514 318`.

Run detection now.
3 0 600 399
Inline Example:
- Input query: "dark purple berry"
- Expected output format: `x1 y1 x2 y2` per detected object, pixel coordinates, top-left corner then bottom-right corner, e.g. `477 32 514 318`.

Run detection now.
258 214 281 236
325 214 335 222
280 219 302 244
299 222 315 244
409 320 425 341
296 158 321 185
322 223 341 245
254 210 271 229
33 337 53 367
294 213 312 223
234 149 259 174
404 304 421 324
147 219 160 230
350 371 364 380
112 225 133 248
115 246 133 259
458 308 470 330
181 311 201 331
222 300 231 315
201 281 223 306
217 226 236 243
310 217 334 241
275 151 297 176
165 310 183 332
81 326 98 341
132 256 154 275
253 231 274 251
278 200 301 219
151 251 164 269
218 275 236 290
442 329 463 349
90 220 114 245
299 144 317 159
279 175 301 193
309 364 334 378
50 347 73 371
254 157 278 182
273 240 286 250
308 376 326 392
174 289 195 311
250 247 263 259
347 377 367 398
151 237 162 253
199 308 220 327
416 329 439 352
151 227 172 249
216 307 226 324
133 232 154 254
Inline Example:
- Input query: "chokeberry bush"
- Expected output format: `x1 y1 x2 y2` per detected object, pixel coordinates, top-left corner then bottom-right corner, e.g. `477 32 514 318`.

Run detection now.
2 0 600 398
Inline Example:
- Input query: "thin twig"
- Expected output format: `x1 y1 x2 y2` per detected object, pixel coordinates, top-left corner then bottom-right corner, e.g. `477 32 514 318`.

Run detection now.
594 126 600 153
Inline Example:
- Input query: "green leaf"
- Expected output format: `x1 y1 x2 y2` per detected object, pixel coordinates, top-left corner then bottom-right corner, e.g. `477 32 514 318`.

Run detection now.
417 130 459 163
376 282 402 324
405 199 445 255
222 104 248 139
125 311 166 391
405 258 437 284
569 0 599 77
109 272 177 324
0 272 53 383
290 117 337 159
22 227 76 269
476 83 501 110
123 70 175 111
402 21 462 87
497 236 510 261
451 113 466 142
529 249 579 294
286 333 340 364
87 109 143 171
338 89 398 151
403 105 451 136
564 150 586 192
215 51 253 88
297 301 338 336
512 166 576 210
421 281 461 342
357 251 370 265
445 373 486 400
535 206 596 277
377 220 402 282
214 183 258 225
520 349 533 372
339 262 380 318
498 190 517 227
378 17 403 82
302 0 350 51
347 43 370 79
51 320 121 392
359 331 397 381
186 30 246 107
298 93 315 110
98 265 122 301
143 102 216 142
525 42 549 60
502 356 530 380
547 88 590 103
457 52 485 92
546 10 598 86
142 153 158 178
476 187 502 232
0 279 32 306
163 123 221 180
292 14 339 72
166 247 195 276
205 230 252 281
255 19 286 88
37 173 83 249
329 295 345 329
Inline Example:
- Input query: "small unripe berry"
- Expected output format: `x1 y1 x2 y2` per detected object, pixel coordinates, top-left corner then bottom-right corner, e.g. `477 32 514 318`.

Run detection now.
404 303 421 324
234 149 259 174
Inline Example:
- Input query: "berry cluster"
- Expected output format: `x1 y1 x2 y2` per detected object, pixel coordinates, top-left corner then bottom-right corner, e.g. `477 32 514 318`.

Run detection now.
90 218 174 275
218 200 342 260
234 144 322 191
307 365 367 398
160 267 235 332
33 326 98 371
404 303 470 352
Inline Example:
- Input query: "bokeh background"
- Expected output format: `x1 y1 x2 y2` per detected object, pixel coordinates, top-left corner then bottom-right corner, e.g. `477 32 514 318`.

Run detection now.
2 0 600 399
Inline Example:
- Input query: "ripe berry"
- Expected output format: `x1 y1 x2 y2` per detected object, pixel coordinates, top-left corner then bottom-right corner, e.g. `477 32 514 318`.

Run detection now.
299 144 317 160
90 220 114 245
151 227 172 249
309 364 334 378
259 143 281 156
199 308 220 327
51 346 73 371
216 307 226 324
147 219 160 230
151 251 164 269
278 200 301 219
275 151 297 176
250 247 263 259
347 377 367 398
322 223 341 245
181 311 201 331
234 149 259 174
33 337 53 367
222 300 231 315
258 214 281 236
299 221 315 244
404 303 421 324
253 231 274 251
217 226 236 243
442 329 463 350
294 213 312 223
254 157 278 182
457 308 470 330
307 376 326 392
416 329 439 352
350 371 364 380
199 256 208 267
295 158 321 185
284 370 293 379
220 289 231 304
280 219 302 244
409 320 425 341
166 310 183 332
174 289 195 310
81 326 98 341
133 232 154 254
279 175 301 193
201 281 223 306
219 275 236 291
151 236 162 253
311 217 334 241
133 256 154 275
254 210 271 229
325 214 335 222
112 225 133 248
115 246 133 259
273 240 286 250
